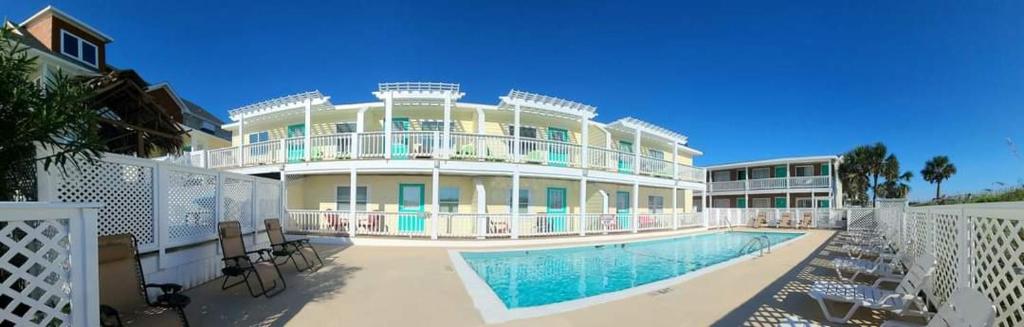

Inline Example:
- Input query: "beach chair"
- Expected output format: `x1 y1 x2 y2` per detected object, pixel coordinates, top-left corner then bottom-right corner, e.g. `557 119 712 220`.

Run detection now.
99 234 190 326
218 221 286 298
879 288 995 327
779 212 794 228
833 246 911 281
799 211 813 229
753 211 768 228
809 254 936 323
265 219 324 272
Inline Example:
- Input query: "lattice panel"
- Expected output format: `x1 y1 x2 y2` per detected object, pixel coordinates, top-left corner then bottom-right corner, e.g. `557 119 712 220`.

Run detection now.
167 171 218 243
930 209 961 305
971 210 1024 327
256 182 281 227
0 219 72 326
222 177 254 232
54 160 155 246
877 199 908 208
847 209 875 231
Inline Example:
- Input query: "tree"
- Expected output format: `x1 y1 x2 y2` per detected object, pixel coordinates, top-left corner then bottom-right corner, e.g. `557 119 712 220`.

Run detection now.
839 143 895 205
0 27 104 200
879 171 913 198
921 156 957 200
838 147 870 206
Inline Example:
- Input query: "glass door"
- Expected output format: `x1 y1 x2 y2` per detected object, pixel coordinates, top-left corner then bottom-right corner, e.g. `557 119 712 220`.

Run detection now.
287 124 305 163
618 141 633 173
545 188 567 232
547 128 569 167
616 191 631 229
391 118 410 159
398 184 425 233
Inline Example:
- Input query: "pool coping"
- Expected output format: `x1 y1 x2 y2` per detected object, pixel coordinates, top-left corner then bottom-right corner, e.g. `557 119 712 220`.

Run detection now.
447 230 808 324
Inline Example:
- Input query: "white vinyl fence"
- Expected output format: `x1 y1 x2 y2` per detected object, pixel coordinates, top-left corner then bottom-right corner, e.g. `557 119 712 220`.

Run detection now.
34 152 284 290
0 203 101 326
861 200 1024 327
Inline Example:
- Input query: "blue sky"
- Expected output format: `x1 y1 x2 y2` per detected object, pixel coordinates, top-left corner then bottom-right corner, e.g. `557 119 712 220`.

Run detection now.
5 1 1024 200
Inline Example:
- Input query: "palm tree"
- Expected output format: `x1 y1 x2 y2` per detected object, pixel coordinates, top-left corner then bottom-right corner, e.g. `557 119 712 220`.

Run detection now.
921 156 957 200
879 171 913 198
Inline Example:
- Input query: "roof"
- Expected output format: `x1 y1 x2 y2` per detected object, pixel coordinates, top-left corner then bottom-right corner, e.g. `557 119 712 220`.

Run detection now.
607 117 689 145
498 89 597 119
703 155 841 170
20 6 114 43
182 99 225 125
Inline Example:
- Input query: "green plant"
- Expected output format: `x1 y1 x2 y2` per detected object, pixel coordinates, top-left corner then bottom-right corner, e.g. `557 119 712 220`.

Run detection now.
0 27 104 200
921 155 957 200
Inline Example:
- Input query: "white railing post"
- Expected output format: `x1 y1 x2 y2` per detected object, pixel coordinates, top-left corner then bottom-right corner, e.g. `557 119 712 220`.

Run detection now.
155 162 170 269
433 131 441 158
672 186 678 230
956 206 971 287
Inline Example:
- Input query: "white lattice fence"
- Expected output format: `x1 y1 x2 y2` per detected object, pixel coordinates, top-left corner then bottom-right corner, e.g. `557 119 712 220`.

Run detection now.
846 209 876 231
0 203 100 327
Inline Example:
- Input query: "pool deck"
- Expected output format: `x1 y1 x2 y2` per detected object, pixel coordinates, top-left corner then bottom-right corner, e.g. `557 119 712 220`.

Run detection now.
184 228 900 326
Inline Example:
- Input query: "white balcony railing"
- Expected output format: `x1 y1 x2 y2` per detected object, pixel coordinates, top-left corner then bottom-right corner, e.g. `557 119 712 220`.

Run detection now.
203 132 707 185
748 177 788 190
711 180 746 192
789 175 829 188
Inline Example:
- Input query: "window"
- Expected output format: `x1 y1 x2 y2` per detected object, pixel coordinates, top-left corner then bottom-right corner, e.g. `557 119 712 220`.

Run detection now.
421 120 456 132
547 128 569 142
248 131 269 144
200 121 217 134
818 199 830 208
796 198 813 208
795 165 813 177
336 122 357 133
712 171 731 182
737 170 746 180
507 189 530 212
336 186 368 211
60 30 98 67
439 187 459 213
507 126 537 138
648 196 664 213
647 149 664 160
752 198 771 208
751 167 770 179
713 198 730 208
399 184 424 210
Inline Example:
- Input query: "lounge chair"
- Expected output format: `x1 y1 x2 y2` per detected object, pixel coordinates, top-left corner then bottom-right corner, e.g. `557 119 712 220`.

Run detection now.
879 287 995 327
99 234 190 326
833 246 910 281
753 211 768 228
779 212 794 228
265 218 324 272
799 211 813 229
218 221 286 298
809 254 936 323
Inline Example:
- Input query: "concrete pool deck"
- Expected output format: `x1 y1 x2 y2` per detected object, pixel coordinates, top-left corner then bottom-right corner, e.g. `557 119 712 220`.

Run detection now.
184 229 897 326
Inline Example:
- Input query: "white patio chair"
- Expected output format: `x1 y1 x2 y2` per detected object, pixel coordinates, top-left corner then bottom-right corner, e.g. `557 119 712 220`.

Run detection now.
880 287 995 327
809 254 936 323
833 246 910 281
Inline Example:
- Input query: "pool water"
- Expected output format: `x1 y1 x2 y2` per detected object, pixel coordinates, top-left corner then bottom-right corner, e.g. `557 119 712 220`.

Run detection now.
460 231 802 308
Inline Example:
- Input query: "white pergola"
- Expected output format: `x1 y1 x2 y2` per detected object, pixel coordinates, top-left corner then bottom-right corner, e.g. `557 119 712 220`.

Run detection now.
227 90 333 163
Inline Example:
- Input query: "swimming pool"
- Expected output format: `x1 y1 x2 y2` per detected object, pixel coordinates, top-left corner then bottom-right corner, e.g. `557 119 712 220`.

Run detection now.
452 231 802 321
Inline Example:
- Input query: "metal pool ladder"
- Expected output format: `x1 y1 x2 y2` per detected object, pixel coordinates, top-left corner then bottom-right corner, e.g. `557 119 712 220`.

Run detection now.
739 235 772 257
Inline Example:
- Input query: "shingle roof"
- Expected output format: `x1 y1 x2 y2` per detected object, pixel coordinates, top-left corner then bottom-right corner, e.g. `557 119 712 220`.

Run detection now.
182 98 225 125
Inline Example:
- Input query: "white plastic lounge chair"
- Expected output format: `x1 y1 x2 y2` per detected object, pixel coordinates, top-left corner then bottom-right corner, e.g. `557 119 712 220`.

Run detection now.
879 288 996 327
843 241 894 259
809 254 936 323
833 247 909 281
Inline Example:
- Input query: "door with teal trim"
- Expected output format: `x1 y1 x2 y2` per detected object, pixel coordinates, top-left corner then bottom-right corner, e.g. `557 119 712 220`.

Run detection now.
547 128 569 166
737 198 746 208
616 191 631 229
618 141 633 173
398 184 425 233
391 118 410 159
287 124 305 162
774 197 787 208
545 188 567 232
817 199 830 208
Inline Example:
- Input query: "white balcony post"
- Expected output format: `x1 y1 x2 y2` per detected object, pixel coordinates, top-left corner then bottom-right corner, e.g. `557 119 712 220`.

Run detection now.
384 92 393 159
278 139 286 163
280 171 288 230
432 131 441 158
672 186 678 230
633 128 642 175
349 168 357 237
238 114 245 165
579 177 587 236
355 107 367 159
632 182 639 233
672 142 679 180
785 162 790 188
513 104 521 162
304 98 312 162
745 167 750 191
475 177 486 239
443 97 452 159
581 117 589 168
511 171 520 239
702 191 708 226
475 107 486 160
431 167 439 240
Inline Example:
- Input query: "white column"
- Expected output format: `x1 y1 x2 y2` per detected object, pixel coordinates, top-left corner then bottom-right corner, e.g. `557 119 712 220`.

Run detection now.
349 168 357 237
632 182 639 233
511 172 520 239
384 92 393 159
443 97 452 158
633 128 642 175
581 117 590 168
475 107 486 160
304 99 312 162
431 167 439 240
672 142 679 179
475 177 486 238
671 186 678 230
702 191 708 226
238 114 245 165
280 172 288 230
354 107 367 158
513 104 521 162
579 177 587 236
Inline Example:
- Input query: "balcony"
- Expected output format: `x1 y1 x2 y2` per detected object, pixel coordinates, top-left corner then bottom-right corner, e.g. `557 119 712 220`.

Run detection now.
709 175 831 193
202 131 706 183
